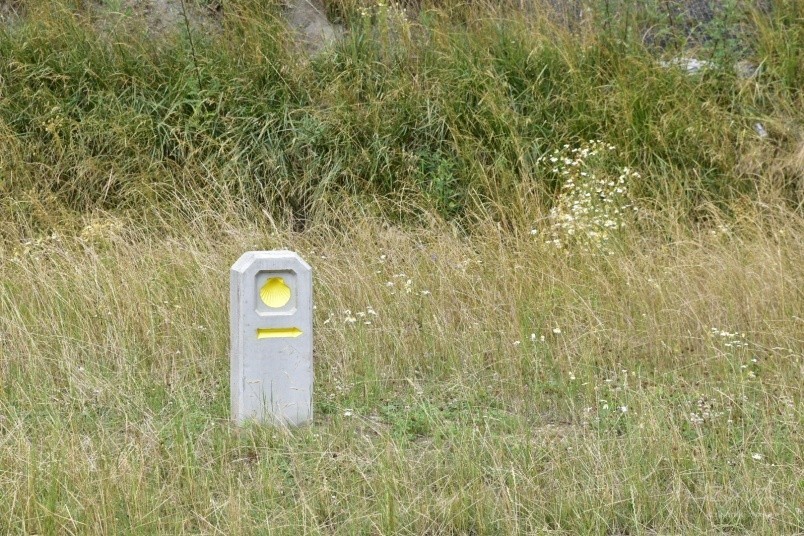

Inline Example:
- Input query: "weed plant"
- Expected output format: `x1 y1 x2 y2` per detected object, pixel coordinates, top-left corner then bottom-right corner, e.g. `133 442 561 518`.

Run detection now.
540 140 638 253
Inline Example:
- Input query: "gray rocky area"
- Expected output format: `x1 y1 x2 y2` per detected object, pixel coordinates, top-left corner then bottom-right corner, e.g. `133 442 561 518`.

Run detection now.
95 0 223 37
0 0 342 52
0 0 20 20
286 0 343 53
0 1 769 56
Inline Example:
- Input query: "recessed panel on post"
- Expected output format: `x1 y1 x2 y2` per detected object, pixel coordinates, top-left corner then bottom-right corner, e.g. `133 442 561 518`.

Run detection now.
230 251 313 426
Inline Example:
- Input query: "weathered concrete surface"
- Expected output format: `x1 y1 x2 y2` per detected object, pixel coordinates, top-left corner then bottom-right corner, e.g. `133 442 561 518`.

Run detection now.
230 251 314 426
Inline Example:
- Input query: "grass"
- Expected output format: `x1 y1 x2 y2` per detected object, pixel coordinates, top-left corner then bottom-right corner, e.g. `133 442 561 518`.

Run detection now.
1 0 801 230
0 0 802 534
1 211 802 534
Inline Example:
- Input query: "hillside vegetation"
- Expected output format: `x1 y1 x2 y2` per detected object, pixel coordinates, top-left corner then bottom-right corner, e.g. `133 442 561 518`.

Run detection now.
0 0 802 534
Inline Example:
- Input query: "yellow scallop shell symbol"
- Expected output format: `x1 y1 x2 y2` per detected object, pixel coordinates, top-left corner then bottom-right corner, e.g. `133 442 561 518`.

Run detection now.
260 277 291 308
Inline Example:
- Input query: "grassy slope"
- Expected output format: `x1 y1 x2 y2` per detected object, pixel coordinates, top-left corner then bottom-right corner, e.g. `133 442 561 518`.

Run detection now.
0 0 801 231
0 0 802 534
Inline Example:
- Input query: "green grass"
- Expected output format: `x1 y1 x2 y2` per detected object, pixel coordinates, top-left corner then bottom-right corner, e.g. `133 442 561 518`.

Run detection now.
0 0 802 533
1 0 801 232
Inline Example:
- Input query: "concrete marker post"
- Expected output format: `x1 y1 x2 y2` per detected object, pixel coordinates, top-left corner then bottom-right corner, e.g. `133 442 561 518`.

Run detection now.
230 251 313 425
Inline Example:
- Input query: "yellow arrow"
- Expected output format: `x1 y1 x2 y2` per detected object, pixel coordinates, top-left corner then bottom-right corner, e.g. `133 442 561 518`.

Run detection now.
256 327 303 339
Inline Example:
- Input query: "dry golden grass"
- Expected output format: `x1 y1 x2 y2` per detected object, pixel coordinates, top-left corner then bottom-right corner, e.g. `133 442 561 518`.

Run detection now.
1 203 801 534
